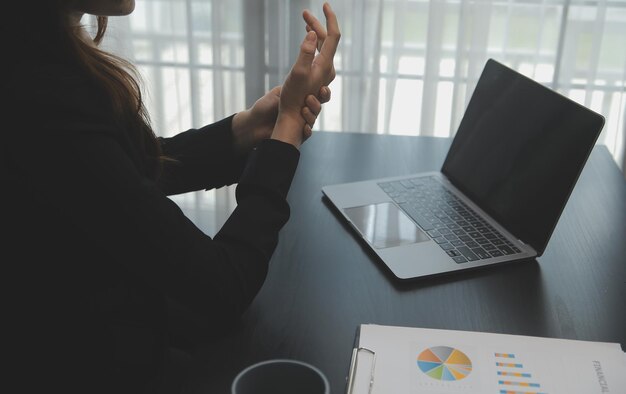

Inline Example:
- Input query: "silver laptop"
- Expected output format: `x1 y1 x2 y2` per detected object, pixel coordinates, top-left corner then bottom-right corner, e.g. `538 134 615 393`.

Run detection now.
321 59 605 280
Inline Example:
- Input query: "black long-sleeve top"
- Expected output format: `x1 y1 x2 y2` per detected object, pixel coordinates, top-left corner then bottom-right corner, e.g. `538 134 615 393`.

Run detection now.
2 61 299 393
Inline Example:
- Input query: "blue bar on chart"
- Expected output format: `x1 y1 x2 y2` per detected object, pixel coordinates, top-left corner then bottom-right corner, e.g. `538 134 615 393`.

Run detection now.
499 391 547 394
495 351 547 394
498 380 540 387
496 362 523 368
498 371 532 378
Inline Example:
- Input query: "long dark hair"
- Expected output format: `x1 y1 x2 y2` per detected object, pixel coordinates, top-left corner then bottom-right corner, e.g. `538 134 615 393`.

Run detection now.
5 2 164 180
71 15 164 179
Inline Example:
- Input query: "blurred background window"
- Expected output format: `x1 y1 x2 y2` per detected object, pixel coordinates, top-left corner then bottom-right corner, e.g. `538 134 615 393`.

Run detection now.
95 0 626 233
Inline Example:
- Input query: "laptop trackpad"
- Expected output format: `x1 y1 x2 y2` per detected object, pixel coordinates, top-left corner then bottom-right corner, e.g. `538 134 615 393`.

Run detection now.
344 202 430 249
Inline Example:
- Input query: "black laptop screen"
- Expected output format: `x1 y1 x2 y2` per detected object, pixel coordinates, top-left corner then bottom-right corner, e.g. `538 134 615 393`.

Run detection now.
441 59 604 256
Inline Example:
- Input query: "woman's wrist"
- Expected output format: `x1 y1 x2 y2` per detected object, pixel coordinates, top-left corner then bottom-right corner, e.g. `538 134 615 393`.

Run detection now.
231 110 253 154
271 112 306 149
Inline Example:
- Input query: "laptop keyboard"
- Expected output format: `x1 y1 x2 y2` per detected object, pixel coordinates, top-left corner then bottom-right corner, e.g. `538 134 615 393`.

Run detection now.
378 176 521 264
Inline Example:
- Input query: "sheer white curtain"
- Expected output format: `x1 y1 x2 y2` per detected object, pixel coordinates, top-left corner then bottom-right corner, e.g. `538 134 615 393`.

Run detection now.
98 0 626 233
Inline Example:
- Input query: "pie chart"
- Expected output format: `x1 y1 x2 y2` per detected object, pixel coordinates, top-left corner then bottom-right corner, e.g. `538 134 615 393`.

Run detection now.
417 346 472 381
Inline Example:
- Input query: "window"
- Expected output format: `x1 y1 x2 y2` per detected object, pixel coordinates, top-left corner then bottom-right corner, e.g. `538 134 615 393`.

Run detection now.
97 0 626 232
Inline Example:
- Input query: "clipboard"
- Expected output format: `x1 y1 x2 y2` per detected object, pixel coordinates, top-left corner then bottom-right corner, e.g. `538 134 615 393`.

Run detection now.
345 325 376 394
345 323 626 394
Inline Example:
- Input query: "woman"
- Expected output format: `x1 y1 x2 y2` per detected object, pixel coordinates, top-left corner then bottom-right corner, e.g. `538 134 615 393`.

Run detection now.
2 0 340 392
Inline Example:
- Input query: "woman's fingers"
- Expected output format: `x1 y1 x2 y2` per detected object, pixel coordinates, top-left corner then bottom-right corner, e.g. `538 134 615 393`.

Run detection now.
303 9 326 52
293 30 317 75
304 3 340 61
300 91 328 136
319 2 341 60
302 92 325 130
305 25 323 52
305 94 322 116
318 86 331 103
305 3 339 87
303 10 326 40
301 106 317 128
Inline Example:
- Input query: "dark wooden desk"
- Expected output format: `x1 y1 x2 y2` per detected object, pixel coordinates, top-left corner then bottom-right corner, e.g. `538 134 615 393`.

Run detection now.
184 132 626 394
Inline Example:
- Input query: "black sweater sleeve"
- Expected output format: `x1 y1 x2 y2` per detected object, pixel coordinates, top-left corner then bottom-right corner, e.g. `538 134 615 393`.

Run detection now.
5 59 300 391
156 115 250 195
11 123 299 324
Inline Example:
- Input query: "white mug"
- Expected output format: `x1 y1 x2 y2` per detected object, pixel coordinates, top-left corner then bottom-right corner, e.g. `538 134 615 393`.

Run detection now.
231 359 330 394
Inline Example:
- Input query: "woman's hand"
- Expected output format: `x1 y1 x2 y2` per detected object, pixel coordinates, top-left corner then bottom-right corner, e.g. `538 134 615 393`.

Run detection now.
232 85 331 154
272 2 340 148
303 7 336 87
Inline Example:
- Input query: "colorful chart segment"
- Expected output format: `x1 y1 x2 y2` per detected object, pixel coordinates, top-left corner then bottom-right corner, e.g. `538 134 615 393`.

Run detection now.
417 346 472 381
494 352 547 394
